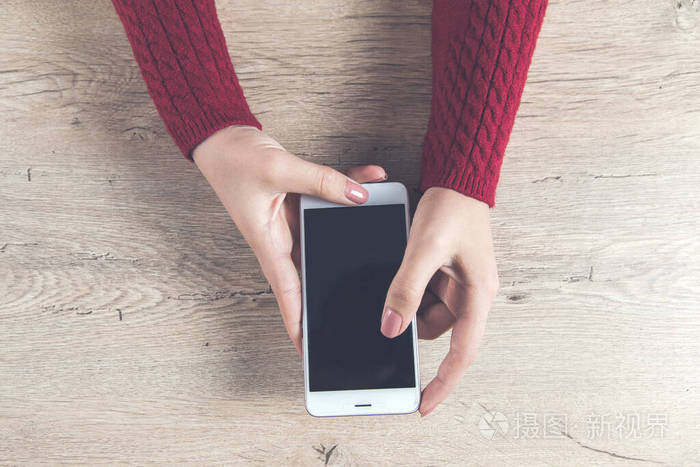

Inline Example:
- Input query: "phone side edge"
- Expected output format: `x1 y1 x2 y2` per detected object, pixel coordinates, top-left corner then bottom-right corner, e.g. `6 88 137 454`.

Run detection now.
299 195 313 416
404 186 422 414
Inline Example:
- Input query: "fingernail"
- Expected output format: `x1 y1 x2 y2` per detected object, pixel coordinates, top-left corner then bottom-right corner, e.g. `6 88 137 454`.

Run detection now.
345 179 367 204
380 308 402 338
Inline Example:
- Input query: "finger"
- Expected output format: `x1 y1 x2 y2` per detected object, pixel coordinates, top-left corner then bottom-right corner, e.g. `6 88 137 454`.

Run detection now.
278 157 369 205
289 166 385 271
381 242 444 338
291 242 302 271
344 165 387 183
418 288 441 312
418 286 491 417
281 193 303 270
258 252 303 357
417 301 456 340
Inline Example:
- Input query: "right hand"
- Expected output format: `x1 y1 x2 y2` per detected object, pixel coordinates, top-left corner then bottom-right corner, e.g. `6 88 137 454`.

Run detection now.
193 125 387 356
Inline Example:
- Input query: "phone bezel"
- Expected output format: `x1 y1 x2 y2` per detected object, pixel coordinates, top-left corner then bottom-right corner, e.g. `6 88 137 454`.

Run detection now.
299 182 420 417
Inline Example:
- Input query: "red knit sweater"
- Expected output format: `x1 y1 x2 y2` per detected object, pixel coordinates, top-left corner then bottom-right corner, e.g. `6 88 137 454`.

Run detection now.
112 0 546 207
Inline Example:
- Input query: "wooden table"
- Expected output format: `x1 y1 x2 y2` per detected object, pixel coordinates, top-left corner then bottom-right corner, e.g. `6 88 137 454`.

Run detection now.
2 0 699 464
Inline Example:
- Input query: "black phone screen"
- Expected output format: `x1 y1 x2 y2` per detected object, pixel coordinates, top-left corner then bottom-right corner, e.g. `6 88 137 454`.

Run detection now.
304 204 416 392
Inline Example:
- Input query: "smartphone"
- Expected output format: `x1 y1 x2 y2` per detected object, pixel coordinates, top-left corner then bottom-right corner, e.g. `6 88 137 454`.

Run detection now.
299 182 420 417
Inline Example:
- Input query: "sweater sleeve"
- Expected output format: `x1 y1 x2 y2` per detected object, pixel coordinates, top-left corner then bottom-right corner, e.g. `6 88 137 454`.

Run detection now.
420 0 547 207
112 0 261 159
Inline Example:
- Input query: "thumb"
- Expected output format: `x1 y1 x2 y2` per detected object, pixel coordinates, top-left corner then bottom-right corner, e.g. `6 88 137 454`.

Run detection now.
381 243 443 338
280 156 368 205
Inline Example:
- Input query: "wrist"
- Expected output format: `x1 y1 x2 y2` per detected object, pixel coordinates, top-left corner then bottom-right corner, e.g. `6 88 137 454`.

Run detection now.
192 124 262 169
422 186 490 212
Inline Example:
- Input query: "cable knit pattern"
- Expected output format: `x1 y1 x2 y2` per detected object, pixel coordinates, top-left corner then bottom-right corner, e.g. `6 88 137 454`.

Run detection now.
113 1 546 206
421 0 547 206
112 0 261 159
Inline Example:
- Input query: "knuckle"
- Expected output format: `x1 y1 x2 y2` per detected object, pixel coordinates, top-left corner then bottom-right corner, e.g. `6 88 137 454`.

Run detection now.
413 230 450 254
314 166 339 197
389 278 424 307
261 151 287 184
433 370 450 390
473 268 499 297
458 353 476 370
277 282 301 301
430 232 453 252
449 346 476 371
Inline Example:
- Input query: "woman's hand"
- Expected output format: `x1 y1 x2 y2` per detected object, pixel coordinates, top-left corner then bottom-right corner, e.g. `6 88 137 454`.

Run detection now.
380 187 499 417
193 125 386 356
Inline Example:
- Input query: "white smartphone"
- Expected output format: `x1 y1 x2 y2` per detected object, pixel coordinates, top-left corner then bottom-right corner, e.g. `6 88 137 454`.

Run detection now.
299 182 420 417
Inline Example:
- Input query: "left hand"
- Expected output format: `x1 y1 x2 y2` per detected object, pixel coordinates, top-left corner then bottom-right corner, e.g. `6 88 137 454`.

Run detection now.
193 125 387 356
379 187 499 416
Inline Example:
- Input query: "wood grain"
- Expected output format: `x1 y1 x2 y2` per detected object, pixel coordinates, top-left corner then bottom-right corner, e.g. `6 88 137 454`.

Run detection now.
1 0 699 464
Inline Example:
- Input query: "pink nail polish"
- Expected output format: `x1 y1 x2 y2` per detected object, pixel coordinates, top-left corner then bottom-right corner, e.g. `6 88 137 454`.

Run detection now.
380 308 402 338
345 180 367 204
